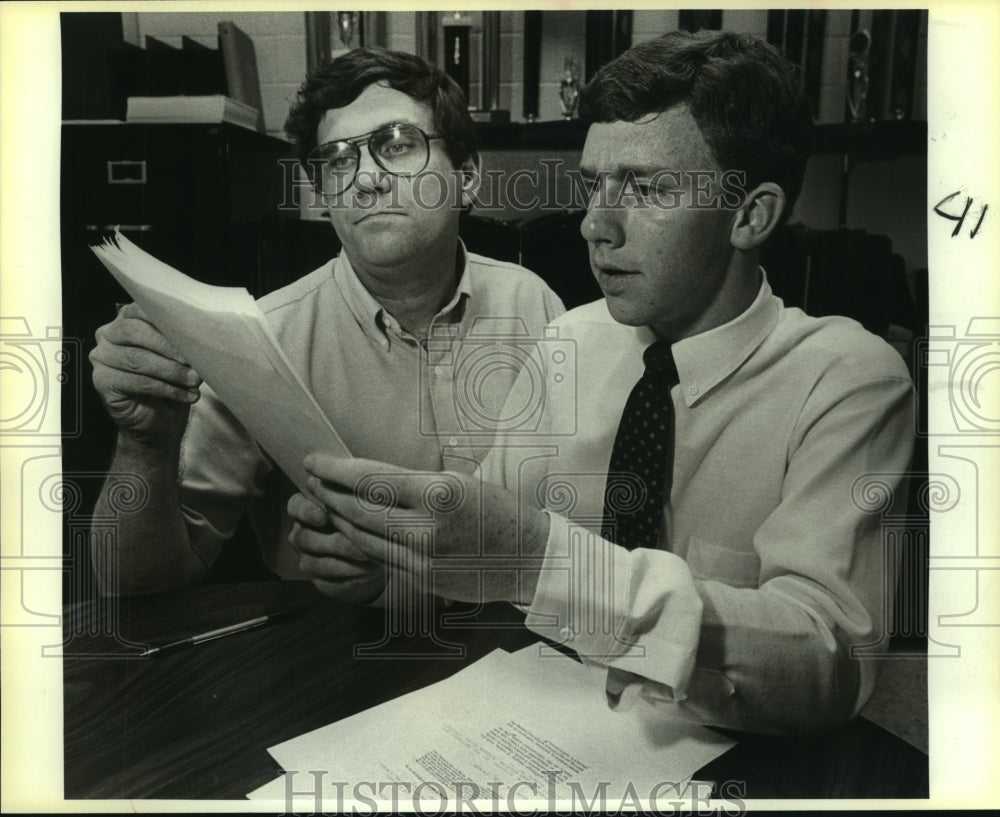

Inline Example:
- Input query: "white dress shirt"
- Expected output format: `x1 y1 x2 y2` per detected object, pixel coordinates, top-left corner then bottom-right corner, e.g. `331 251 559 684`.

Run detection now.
480 274 914 734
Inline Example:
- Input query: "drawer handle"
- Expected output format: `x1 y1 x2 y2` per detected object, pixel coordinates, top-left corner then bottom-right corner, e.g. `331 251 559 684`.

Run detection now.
85 224 154 232
106 160 146 185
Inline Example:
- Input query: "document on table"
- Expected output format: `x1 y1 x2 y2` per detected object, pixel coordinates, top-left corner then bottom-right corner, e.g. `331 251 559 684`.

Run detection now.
247 645 736 809
90 231 350 494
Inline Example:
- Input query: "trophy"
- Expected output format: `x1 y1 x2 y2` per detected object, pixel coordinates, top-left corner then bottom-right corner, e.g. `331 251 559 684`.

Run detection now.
333 12 359 57
846 29 871 123
558 56 581 120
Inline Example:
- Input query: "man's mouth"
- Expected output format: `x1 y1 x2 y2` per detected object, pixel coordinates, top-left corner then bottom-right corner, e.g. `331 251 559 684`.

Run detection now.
354 211 405 225
595 266 641 295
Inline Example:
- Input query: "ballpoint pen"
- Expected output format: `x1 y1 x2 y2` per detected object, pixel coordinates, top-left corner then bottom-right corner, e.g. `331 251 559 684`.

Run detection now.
139 605 305 657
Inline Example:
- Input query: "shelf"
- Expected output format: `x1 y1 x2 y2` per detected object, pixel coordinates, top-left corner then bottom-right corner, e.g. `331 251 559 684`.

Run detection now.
63 119 292 147
475 119 589 151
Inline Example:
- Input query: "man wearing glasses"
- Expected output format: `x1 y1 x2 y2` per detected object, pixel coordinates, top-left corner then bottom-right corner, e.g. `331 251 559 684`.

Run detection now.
88 48 564 597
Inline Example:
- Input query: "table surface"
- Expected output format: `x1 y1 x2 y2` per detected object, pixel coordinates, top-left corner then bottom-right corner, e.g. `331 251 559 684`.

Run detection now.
62 581 928 801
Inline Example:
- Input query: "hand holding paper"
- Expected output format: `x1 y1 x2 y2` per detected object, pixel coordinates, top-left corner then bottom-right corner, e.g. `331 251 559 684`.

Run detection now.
302 454 551 604
287 491 388 604
90 231 351 496
90 301 203 447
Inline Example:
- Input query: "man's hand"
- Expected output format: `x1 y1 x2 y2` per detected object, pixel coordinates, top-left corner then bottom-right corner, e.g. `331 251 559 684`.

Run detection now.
287 492 388 604
302 455 551 605
89 303 202 447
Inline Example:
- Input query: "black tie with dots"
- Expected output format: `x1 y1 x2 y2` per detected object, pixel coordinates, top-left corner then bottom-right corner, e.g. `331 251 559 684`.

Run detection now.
601 341 679 550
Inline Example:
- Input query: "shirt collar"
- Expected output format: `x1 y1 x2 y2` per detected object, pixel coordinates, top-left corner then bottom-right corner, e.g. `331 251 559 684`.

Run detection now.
333 240 473 350
663 270 780 407
440 240 475 315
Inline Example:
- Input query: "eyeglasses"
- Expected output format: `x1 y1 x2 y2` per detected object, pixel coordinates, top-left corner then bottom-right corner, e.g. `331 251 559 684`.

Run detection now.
308 123 445 195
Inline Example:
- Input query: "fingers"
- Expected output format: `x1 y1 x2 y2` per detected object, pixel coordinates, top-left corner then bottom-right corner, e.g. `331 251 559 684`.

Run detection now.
287 492 379 564
605 668 644 712
289 494 414 573
308 574 386 605
90 306 202 405
289 525 388 603
288 494 375 564
91 350 202 404
288 484 393 565
303 455 457 515
305 455 406 488
297 547 376 581
289 518 372 562
287 492 328 529
326 513 393 564
113 303 191 364
305 472 385 532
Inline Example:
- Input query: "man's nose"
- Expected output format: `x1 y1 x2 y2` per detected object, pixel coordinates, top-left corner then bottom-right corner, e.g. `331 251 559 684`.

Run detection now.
580 198 625 249
353 151 392 196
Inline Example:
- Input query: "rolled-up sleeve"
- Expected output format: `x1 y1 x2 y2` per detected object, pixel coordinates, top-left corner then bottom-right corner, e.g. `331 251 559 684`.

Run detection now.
178 385 272 568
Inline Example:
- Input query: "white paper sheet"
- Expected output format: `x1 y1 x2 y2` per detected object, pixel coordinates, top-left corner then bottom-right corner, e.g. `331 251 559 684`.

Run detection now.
90 231 350 494
247 645 735 810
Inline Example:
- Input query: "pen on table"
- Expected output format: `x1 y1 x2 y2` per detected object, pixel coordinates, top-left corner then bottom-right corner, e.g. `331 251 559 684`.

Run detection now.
140 605 306 657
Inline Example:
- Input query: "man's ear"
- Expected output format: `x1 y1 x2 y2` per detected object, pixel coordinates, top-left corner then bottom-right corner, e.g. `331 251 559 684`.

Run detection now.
730 182 786 250
458 152 481 207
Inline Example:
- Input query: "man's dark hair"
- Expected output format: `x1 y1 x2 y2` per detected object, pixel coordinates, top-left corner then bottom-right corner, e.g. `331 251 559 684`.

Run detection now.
580 31 813 218
285 46 478 178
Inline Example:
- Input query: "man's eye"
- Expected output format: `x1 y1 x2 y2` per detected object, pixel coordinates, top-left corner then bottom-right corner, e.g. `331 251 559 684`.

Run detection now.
580 177 600 200
381 141 416 157
327 155 355 170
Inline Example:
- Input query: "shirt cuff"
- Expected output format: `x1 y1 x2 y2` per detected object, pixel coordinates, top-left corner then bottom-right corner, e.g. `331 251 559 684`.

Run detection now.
523 512 703 697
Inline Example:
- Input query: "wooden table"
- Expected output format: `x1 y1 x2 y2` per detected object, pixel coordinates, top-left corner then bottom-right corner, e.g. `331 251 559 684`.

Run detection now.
62 582 928 800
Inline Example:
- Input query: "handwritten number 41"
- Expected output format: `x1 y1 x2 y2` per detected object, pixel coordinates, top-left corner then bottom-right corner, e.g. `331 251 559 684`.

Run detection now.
934 192 988 238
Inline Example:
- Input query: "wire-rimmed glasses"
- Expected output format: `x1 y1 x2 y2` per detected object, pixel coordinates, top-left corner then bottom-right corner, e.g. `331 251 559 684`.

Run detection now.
308 123 445 196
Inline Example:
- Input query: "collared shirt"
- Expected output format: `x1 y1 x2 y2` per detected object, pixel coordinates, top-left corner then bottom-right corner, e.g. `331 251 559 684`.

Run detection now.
480 274 914 734
179 244 565 578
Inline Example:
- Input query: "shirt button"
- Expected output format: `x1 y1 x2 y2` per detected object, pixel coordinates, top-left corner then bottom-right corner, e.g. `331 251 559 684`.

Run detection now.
434 366 445 377
448 437 458 447
559 626 573 641
687 384 700 396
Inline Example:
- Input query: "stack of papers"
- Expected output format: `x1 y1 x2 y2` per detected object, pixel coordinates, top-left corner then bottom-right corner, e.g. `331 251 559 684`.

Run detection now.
90 231 350 495
126 95 261 131
247 646 736 811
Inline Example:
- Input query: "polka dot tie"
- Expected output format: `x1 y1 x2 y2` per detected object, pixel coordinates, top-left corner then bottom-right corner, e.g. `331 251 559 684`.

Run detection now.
601 341 679 550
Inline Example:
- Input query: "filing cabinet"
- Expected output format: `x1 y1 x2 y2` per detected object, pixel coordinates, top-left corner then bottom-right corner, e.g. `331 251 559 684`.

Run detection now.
61 122 294 290
59 122 297 592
